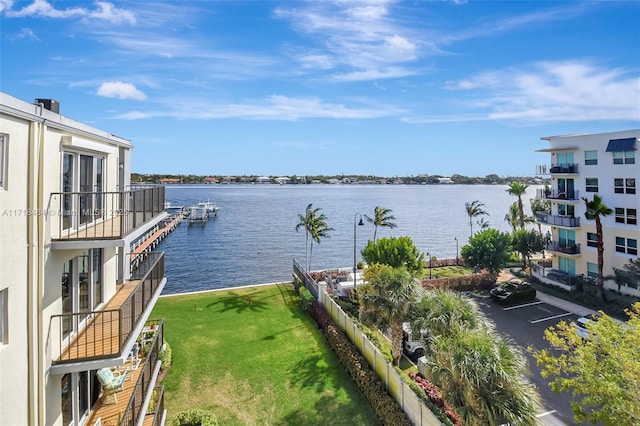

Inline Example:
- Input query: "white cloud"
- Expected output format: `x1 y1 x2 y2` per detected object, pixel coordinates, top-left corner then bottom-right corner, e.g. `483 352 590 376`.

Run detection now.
97 81 146 100
4 0 135 24
8 27 39 41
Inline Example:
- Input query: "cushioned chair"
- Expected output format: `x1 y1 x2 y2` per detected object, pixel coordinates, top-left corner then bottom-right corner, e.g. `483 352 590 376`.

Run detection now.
96 367 126 404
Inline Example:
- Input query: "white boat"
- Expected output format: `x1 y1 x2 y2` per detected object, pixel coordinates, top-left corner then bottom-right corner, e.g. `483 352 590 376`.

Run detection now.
188 206 208 226
196 200 219 217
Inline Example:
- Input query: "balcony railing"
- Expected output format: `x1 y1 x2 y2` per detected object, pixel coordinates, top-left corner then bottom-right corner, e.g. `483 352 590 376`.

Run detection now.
120 320 164 426
50 185 165 240
549 163 579 174
51 252 164 364
546 240 581 255
535 213 581 227
536 188 580 201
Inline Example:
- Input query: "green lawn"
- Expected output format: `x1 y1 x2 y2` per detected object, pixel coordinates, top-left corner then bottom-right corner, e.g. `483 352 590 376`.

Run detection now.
425 265 473 279
152 283 380 425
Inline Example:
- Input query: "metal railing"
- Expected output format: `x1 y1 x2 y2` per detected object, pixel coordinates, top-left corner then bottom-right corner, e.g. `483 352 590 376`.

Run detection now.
546 241 581 255
535 213 580 227
536 188 580 201
549 163 579 174
51 253 164 364
293 258 319 299
50 185 165 240
147 385 165 426
120 320 164 426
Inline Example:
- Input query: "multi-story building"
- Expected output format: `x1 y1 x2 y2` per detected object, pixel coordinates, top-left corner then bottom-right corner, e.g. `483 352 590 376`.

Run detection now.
533 129 639 297
0 92 168 425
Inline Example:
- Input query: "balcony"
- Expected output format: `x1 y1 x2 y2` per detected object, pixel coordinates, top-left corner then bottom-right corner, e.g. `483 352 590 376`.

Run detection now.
549 163 579 174
531 264 578 291
50 185 165 241
50 252 164 366
546 240 581 255
535 213 580 228
536 188 580 201
87 320 166 426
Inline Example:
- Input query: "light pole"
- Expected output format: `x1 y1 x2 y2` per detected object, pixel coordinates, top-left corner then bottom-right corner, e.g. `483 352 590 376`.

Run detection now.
427 251 432 279
353 213 364 288
454 237 458 266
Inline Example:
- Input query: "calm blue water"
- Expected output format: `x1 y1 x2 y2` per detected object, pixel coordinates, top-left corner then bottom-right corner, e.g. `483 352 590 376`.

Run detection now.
159 184 542 294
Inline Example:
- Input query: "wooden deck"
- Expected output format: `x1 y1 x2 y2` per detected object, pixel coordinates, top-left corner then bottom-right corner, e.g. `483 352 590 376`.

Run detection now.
57 280 140 362
130 214 182 263
57 217 122 240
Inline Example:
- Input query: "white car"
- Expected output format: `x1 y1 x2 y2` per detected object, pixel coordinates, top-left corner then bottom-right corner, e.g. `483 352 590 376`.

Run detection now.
576 316 592 339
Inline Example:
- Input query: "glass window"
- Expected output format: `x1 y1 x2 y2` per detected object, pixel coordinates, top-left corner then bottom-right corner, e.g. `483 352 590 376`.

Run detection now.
559 257 576 275
629 239 638 255
0 133 7 190
586 262 598 279
615 207 625 223
628 209 637 225
626 178 636 194
614 178 624 193
613 150 635 165
584 150 597 165
616 237 637 255
587 232 598 248
585 178 598 192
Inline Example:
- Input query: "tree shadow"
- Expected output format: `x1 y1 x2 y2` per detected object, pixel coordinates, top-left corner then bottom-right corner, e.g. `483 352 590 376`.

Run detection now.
289 353 334 394
279 393 381 425
205 290 269 313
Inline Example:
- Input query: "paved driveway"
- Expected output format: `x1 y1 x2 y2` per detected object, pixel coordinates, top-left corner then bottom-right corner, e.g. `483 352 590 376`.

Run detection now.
472 294 581 426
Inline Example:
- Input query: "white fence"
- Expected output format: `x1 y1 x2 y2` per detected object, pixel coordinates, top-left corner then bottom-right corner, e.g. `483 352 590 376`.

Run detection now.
317 286 443 426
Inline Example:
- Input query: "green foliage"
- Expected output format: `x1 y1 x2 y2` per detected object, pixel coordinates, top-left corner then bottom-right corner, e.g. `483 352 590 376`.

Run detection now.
464 200 489 237
172 408 219 426
364 206 397 242
295 203 334 271
159 339 172 371
511 228 544 268
298 285 314 309
421 272 495 292
460 229 512 274
532 303 640 425
360 236 424 276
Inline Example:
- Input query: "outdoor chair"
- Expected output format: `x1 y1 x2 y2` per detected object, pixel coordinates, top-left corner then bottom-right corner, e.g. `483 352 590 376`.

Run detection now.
96 367 126 404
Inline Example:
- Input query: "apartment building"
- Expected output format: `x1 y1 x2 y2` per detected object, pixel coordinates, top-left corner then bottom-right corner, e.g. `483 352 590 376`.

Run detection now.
533 129 639 297
0 92 168 425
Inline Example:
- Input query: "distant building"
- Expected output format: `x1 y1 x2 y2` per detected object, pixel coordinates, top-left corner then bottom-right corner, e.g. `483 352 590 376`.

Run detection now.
342 177 358 184
158 177 180 184
438 177 454 184
256 176 271 184
532 129 639 297
275 176 290 184
203 176 218 184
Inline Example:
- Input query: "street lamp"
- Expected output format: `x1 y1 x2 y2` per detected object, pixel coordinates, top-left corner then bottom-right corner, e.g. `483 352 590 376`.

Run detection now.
454 237 459 266
353 213 364 288
427 251 432 279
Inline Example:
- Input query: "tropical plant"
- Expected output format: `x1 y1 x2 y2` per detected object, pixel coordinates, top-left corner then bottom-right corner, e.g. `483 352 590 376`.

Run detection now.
364 206 397 242
360 236 424 276
613 257 640 292
530 198 551 236
476 217 490 231
504 202 521 233
295 203 333 271
464 200 489 237
511 229 545 270
460 229 512 275
506 181 529 230
582 195 613 300
359 264 419 365
425 329 540 426
532 303 640 425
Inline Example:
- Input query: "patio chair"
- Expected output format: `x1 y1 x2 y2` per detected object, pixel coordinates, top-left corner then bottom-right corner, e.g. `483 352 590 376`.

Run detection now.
96 367 126 404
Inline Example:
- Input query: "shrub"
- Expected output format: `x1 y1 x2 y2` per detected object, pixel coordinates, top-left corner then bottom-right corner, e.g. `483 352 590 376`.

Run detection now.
422 272 494 292
408 372 461 425
160 339 172 371
172 408 218 426
298 286 314 310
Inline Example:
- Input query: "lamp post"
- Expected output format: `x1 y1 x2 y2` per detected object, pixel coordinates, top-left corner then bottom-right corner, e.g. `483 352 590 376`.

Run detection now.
353 213 364 288
454 237 459 266
427 251 432 279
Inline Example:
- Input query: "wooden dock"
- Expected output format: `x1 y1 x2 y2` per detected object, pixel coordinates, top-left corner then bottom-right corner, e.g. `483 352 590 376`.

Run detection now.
130 214 182 265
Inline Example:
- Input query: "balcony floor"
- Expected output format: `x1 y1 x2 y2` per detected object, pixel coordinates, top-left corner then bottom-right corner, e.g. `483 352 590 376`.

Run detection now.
58 280 140 362
57 217 122 240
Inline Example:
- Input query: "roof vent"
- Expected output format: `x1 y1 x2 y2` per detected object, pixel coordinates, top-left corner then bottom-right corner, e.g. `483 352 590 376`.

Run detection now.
35 98 60 114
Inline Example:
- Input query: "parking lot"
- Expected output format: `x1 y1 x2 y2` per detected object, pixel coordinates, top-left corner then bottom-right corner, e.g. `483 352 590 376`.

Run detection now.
472 294 586 426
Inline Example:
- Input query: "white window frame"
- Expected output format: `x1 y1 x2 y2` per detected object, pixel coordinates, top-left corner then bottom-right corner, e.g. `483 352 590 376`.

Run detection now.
585 177 598 193
616 237 638 255
586 262 598 279
584 150 597 165
0 288 7 344
0 133 7 190
613 150 635 165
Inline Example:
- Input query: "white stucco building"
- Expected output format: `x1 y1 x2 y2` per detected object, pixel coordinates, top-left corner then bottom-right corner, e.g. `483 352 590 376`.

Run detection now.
533 129 639 296
0 92 168 425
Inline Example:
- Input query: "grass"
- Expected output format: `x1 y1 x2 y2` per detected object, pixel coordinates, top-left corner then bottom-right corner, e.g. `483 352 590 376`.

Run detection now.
424 265 474 279
151 283 380 425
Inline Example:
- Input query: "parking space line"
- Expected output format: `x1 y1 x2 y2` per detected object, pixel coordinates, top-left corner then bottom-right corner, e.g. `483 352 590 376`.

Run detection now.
502 301 543 311
530 312 572 324
536 410 557 418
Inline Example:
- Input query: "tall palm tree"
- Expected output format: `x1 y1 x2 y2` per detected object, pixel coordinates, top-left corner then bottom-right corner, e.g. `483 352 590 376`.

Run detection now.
365 206 397 242
504 202 520 233
465 200 489 237
583 195 613 300
296 203 333 271
359 265 419 366
506 182 529 230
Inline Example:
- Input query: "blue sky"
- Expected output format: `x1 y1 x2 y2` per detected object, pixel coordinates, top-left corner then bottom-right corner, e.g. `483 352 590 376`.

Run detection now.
1 0 639 177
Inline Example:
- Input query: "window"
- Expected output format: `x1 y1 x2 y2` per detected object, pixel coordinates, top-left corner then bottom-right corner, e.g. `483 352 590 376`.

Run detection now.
584 150 597 165
614 178 636 194
616 208 637 225
0 288 7 344
587 232 598 248
585 178 598 192
557 204 575 217
616 237 638 255
559 257 576 275
613 150 635 165
0 133 7 190
62 151 105 230
586 262 598 279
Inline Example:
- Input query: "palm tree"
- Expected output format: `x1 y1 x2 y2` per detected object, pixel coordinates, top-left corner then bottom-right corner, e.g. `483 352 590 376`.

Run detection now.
465 200 489 237
359 264 419 366
530 198 551 236
365 206 397 242
504 202 520 233
583 195 613 300
506 182 529 230
295 203 333 271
